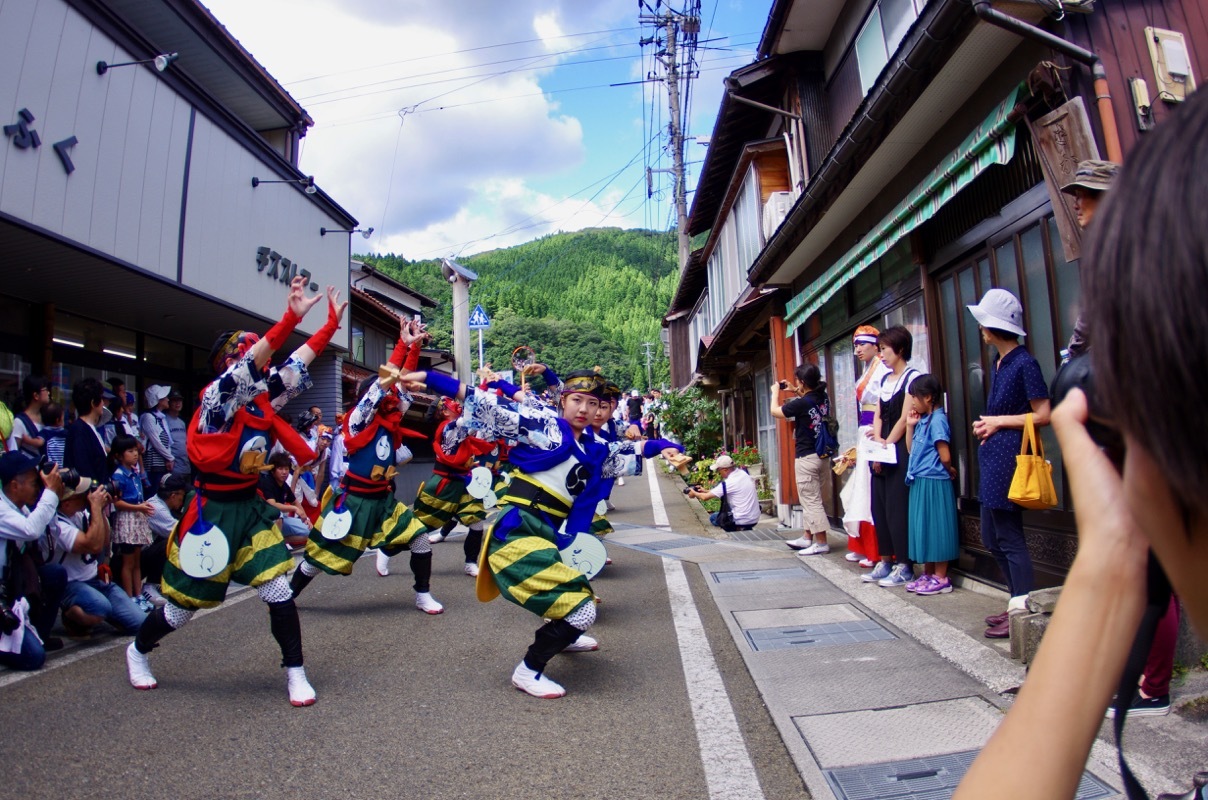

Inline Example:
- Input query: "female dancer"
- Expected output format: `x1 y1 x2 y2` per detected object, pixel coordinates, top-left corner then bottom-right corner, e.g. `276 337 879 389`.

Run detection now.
840 325 888 567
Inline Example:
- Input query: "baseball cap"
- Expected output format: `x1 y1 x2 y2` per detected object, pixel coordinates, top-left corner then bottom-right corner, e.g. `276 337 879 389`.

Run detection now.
712 455 735 471
967 288 1027 337
0 451 40 483
1060 159 1120 195
144 385 171 407
167 388 184 400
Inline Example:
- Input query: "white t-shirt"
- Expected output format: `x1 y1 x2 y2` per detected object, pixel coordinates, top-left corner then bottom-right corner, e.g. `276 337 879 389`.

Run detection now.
708 468 761 526
7 415 39 455
51 511 98 583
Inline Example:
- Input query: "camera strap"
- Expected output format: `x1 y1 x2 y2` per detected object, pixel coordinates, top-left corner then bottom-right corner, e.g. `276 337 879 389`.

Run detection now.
1110 551 1172 800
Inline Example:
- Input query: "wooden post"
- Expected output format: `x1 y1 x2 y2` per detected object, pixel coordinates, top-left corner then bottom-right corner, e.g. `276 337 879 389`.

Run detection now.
768 315 799 506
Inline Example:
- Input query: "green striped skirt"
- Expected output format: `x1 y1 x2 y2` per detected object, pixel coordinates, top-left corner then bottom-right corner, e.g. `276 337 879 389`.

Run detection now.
303 488 427 576
485 505 594 620
162 492 292 610
412 473 488 530
590 513 613 538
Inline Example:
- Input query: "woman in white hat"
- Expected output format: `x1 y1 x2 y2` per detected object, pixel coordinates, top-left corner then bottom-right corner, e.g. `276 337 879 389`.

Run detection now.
967 288 1051 639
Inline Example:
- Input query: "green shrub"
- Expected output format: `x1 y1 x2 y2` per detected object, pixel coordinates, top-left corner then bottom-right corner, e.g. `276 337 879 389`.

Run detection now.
660 387 722 460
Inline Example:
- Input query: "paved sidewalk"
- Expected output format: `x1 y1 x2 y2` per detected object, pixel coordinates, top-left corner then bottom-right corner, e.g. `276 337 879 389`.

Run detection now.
617 469 1207 799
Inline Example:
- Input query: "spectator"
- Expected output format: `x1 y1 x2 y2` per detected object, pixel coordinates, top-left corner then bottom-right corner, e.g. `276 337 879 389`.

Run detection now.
902 374 959 595
53 479 146 637
773 364 834 555
0 451 67 669
1059 159 1119 359
8 375 49 457
140 474 188 608
862 326 920 588
967 289 1051 638
840 325 888 567
956 84 1208 800
625 390 644 427
259 451 311 549
687 454 760 530
40 403 67 467
139 385 174 492
109 434 155 611
164 390 191 479
63 378 110 482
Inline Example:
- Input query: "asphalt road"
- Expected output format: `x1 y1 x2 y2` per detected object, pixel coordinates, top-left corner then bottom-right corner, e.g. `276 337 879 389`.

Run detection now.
0 466 810 800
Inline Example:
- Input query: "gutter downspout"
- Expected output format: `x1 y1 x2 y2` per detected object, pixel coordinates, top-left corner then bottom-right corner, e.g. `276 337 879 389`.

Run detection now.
972 0 1123 162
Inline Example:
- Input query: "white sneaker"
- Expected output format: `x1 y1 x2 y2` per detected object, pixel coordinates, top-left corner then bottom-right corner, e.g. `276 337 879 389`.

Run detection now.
563 634 598 652
126 642 157 690
286 666 316 707
785 537 811 550
416 592 444 615
798 542 830 556
141 584 168 607
464 562 479 577
511 662 566 698
428 530 445 544
617 477 624 486
845 551 862 562
375 550 390 576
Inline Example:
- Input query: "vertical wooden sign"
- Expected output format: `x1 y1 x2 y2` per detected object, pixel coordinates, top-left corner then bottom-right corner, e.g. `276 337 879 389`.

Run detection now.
1027 98 1102 263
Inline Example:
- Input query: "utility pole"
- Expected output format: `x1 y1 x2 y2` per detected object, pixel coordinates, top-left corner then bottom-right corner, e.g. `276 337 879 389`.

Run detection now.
642 341 657 391
640 2 699 271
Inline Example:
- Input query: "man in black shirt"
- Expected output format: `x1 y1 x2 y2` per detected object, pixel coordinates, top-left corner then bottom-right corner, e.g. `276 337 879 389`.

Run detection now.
259 452 310 549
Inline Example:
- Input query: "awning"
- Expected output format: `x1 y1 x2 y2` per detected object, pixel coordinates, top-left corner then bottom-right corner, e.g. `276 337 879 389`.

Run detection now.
784 85 1023 335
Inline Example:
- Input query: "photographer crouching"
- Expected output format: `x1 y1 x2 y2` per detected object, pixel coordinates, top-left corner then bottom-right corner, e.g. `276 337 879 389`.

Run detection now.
955 90 1208 799
686 455 761 532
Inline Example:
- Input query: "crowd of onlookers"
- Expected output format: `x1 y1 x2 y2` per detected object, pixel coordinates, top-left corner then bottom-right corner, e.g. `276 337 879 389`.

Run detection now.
0 374 344 670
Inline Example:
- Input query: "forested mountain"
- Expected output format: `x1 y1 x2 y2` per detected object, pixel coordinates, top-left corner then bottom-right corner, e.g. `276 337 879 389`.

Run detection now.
358 228 677 391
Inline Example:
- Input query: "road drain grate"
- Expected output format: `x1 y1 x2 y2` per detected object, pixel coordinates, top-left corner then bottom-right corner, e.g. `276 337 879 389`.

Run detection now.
823 750 1116 800
712 568 811 584
631 537 719 551
744 619 895 651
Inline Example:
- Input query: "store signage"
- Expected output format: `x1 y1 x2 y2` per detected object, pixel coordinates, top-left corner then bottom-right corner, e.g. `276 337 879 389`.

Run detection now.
4 107 79 173
255 246 318 291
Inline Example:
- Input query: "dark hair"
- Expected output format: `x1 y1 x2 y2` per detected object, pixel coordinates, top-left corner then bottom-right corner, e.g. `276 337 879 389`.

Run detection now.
878 325 913 361
908 373 944 407
268 452 293 471
21 375 48 406
794 363 827 393
157 474 188 497
1084 90 1208 520
41 403 63 426
984 327 1020 343
357 376 377 398
108 434 140 467
71 378 104 416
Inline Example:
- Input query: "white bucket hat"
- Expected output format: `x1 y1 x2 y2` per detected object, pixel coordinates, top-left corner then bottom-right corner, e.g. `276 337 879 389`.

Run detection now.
967 288 1026 337
144 384 171 407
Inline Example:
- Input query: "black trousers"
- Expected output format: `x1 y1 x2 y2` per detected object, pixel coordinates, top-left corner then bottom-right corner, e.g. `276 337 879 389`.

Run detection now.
870 461 911 568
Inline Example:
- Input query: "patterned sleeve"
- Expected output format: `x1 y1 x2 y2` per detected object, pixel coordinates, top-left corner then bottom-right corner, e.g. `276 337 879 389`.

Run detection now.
196 353 267 433
347 382 415 439
1022 357 1050 401
459 388 562 451
265 355 315 412
600 438 643 479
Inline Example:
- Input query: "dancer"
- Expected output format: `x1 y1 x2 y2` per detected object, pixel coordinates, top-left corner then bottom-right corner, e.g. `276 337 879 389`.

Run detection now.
387 365 682 698
125 277 344 707
840 325 888 566
290 320 445 614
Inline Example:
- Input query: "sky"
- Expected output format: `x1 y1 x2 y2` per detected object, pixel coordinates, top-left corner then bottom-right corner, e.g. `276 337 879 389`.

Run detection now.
200 0 768 260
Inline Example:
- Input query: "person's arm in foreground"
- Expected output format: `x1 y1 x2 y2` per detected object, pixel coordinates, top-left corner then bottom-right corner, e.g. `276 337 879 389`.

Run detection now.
953 390 1147 799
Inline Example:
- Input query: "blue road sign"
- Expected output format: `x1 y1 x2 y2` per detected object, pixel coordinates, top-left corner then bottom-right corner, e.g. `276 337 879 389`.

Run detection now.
468 303 491 329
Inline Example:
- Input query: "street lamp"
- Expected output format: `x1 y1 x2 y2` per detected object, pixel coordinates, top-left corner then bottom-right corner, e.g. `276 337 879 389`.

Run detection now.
320 227 374 239
252 175 317 195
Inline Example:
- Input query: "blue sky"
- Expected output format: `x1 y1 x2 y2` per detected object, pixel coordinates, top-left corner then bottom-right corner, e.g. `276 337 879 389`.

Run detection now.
200 0 766 259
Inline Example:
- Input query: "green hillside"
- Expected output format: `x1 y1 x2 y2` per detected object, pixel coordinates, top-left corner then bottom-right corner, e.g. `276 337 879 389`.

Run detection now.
359 228 677 391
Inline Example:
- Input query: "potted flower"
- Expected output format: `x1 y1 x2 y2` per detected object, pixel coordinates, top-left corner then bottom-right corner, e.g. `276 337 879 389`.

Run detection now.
729 442 764 478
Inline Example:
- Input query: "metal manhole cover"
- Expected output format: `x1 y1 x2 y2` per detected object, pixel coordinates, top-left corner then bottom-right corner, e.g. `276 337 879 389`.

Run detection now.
744 619 895 651
823 750 1116 800
712 568 811 584
725 527 791 541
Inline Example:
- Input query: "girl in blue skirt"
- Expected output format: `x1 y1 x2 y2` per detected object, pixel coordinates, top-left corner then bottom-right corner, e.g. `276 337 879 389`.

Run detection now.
903 374 959 595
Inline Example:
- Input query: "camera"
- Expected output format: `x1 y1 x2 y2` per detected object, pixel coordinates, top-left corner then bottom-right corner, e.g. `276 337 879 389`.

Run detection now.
89 479 118 497
39 457 81 490
0 603 18 635
1050 351 1124 464
778 380 789 390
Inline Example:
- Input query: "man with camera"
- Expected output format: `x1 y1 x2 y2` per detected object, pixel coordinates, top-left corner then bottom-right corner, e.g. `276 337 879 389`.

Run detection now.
686 455 761 531
51 476 147 637
0 451 68 670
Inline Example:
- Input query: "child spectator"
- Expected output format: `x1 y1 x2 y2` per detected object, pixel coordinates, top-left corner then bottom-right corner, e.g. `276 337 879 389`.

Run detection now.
40 403 67 466
8 375 49 456
902 374 959 595
109 434 155 610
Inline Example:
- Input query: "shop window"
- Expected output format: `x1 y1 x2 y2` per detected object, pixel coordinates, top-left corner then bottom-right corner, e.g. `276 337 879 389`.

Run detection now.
855 0 925 94
938 276 971 496
351 325 365 364
144 336 187 371
54 311 136 360
882 294 929 374
992 240 1021 300
754 369 779 498
828 335 859 456
1048 217 1080 348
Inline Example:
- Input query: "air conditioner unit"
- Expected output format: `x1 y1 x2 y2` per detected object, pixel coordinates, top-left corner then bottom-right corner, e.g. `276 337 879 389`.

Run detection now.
762 192 794 239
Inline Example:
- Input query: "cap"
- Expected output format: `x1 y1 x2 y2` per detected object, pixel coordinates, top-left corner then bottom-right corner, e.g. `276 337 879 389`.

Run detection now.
0 451 40 483
711 455 735 471
967 288 1027 337
64 477 97 497
144 385 171 407
1060 159 1120 195
167 389 184 400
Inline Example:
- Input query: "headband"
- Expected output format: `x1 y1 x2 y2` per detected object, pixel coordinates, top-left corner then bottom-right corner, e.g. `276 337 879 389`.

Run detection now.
853 334 878 346
211 330 260 374
561 374 607 399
